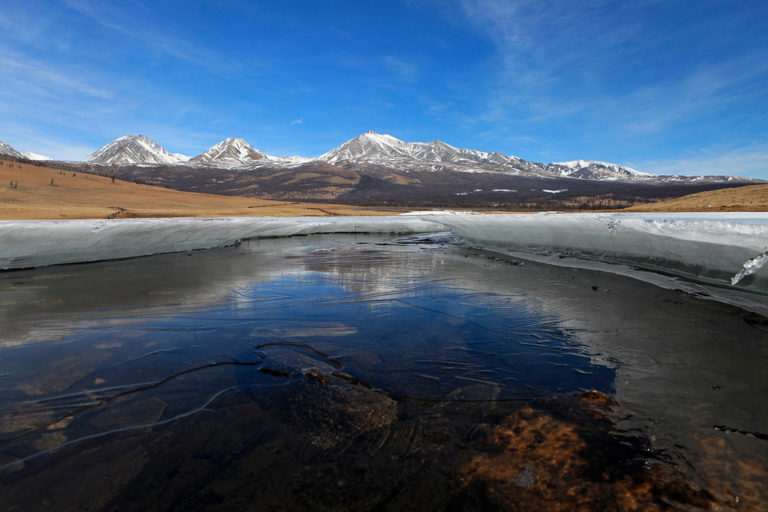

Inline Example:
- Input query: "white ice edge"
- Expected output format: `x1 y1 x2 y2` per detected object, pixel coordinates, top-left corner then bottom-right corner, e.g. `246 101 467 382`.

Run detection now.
428 212 768 293
2 212 768 295
0 216 445 270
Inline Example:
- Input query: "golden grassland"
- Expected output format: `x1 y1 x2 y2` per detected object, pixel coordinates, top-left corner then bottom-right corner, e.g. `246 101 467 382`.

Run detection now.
1 159 765 219
0 160 391 220
624 184 768 212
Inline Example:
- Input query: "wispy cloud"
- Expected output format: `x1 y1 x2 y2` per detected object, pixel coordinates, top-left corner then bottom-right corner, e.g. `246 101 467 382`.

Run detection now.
0 50 113 100
63 0 237 72
459 0 640 87
384 56 419 82
632 143 768 178
291 117 304 125
493 52 768 136
453 0 647 132
0 4 70 50
32 141 97 162
453 0 768 172
615 55 768 134
0 44 222 158
0 119 98 161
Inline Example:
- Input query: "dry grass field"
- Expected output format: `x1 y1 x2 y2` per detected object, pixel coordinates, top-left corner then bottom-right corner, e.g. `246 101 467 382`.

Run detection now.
0 160 389 219
624 184 768 212
1 159 765 219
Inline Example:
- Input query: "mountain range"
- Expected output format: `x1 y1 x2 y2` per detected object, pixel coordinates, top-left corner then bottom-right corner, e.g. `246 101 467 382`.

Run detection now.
1 131 752 183
1 132 762 208
77 131 681 182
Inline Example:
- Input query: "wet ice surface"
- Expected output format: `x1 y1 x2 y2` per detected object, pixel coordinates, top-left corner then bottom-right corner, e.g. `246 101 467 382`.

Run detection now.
434 212 768 295
0 234 767 510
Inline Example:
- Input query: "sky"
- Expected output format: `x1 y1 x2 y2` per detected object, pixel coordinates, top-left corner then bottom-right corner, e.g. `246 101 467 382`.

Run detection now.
0 0 766 178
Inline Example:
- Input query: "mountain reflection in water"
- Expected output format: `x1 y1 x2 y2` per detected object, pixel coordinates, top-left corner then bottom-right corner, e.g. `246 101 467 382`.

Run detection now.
0 234 766 511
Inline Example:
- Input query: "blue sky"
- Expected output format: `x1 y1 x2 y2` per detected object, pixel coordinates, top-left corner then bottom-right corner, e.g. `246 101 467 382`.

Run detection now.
0 0 766 178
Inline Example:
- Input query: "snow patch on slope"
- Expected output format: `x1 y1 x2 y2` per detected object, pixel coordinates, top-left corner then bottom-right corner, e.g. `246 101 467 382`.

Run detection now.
21 152 53 161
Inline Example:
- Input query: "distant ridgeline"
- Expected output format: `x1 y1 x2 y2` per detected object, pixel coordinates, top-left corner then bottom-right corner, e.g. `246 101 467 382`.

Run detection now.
1 134 763 209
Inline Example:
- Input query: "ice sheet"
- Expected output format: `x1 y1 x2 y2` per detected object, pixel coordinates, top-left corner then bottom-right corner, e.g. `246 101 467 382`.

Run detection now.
3 213 768 294
429 212 768 292
0 216 445 270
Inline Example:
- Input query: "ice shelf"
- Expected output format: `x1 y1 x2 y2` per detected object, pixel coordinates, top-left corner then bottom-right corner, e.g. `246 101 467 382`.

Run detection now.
0 216 445 270
2 213 767 293
431 212 768 292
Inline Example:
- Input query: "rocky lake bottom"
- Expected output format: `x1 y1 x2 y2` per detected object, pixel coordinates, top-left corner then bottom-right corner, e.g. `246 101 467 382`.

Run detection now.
0 233 766 510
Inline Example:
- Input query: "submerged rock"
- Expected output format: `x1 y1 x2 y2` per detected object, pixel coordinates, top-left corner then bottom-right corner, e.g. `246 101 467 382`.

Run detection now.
288 374 397 448
256 343 398 448
457 391 721 511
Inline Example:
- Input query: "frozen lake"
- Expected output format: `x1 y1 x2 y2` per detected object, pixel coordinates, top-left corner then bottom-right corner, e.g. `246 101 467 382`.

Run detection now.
1 233 766 510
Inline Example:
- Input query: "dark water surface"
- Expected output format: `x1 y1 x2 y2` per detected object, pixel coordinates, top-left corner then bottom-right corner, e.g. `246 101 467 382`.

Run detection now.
0 234 766 510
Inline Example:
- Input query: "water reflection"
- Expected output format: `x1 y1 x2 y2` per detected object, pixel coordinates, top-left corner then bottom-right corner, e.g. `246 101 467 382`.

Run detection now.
0 234 766 510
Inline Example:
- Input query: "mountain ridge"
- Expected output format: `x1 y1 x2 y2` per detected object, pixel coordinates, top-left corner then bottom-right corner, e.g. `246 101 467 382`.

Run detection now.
0 140 23 159
190 137 267 166
1 134 763 185
4 136 762 210
81 131 675 182
84 135 191 166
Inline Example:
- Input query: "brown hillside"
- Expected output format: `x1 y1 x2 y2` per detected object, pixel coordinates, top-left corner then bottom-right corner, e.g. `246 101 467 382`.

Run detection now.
0 160 388 220
624 184 768 212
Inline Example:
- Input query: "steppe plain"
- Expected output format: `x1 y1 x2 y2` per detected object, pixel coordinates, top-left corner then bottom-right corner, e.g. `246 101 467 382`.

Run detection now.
2 159 766 219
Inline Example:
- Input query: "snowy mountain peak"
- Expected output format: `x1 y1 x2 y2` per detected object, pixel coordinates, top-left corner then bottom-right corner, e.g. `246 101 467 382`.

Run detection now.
319 131 411 164
362 130 400 141
0 140 23 159
191 137 268 166
86 135 190 165
21 152 53 161
356 131 410 151
550 160 655 180
318 132 529 174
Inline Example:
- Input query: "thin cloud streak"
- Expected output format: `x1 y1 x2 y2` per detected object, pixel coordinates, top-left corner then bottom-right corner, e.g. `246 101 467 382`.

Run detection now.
633 144 768 179
384 56 419 82
0 51 113 100
63 0 238 73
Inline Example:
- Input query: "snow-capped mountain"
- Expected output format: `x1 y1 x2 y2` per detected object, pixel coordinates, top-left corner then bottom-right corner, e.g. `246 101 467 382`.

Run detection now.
30 131 759 186
319 131 529 169
0 140 23 159
85 135 191 166
547 160 655 181
314 134 758 183
85 134 309 169
191 137 268 166
21 151 53 161
318 131 638 180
